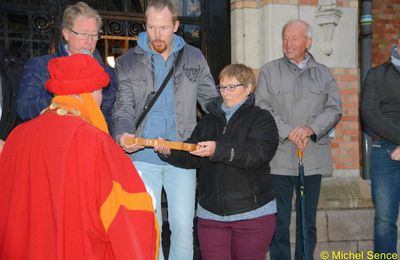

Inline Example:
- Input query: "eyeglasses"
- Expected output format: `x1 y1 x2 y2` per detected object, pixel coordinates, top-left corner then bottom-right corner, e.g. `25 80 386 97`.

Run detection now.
68 29 101 40
217 83 244 92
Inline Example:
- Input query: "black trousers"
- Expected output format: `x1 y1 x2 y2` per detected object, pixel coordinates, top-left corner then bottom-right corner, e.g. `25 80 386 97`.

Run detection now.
269 174 322 260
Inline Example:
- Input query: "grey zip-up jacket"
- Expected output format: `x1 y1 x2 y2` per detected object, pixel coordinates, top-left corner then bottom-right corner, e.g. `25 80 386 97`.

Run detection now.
112 43 218 142
255 54 342 176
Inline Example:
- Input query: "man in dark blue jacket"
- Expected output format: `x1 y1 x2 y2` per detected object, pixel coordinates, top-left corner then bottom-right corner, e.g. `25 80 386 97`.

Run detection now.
16 1 116 126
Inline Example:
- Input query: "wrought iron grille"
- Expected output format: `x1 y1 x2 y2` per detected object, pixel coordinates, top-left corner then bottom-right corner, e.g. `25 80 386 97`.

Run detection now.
0 5 56 63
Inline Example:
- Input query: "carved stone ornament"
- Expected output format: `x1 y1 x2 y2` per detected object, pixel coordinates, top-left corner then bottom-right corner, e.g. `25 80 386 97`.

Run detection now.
315 0 342 56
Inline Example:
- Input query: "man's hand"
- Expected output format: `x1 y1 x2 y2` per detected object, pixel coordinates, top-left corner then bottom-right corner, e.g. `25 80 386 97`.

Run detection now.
190 141 216 158
154 138 171 156
288 126 314 142
0 139 4 156
119 133 144 153
288 126 314 149
293 138 309 150
391 146 400 161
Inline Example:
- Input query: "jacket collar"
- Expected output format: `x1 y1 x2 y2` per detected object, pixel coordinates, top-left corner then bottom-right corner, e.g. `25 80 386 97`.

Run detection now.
207 94 255 119
283 52 319 72
56 43 106 66
390 46 400 70
133 46 152 69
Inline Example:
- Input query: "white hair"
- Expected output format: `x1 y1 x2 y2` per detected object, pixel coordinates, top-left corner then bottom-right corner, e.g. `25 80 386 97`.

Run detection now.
282 19 313 39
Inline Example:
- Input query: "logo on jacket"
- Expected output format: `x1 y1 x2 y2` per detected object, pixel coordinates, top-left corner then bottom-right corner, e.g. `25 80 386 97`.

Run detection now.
183 64 200 83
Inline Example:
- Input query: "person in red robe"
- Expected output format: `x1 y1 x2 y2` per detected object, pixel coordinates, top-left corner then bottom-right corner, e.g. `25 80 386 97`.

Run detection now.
0 54 159 260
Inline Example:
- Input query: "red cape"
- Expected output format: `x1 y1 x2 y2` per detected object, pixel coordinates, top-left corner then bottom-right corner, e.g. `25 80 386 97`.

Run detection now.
0 113 158 260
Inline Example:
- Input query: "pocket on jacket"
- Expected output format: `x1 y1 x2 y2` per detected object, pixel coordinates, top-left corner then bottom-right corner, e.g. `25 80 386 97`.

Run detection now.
309 84 327 95
269 84 292 96
225 173 253 200
372 141 397 155
317 136 330 145
307 84 327 115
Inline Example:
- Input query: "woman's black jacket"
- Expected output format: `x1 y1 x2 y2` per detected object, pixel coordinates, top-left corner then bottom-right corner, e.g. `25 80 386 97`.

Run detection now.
160 95 279 216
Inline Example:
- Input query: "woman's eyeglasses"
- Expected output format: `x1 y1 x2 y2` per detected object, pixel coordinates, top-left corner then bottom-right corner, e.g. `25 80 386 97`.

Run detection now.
217 83 244 92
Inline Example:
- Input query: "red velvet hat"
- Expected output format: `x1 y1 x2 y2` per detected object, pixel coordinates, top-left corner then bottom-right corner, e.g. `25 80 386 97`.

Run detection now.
46 54 110 95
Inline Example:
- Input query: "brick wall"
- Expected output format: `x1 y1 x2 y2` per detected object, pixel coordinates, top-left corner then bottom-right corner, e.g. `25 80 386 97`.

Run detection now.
371 1 400 66
330 68 361 170
331 1 400 172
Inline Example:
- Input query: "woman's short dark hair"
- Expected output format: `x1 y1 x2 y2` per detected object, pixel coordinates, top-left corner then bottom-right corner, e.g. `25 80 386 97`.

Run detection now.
219 64 256 93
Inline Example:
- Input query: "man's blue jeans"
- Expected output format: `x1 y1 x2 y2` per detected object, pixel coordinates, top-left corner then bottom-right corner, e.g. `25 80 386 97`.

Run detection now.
134 161 196 260
370 140 400 254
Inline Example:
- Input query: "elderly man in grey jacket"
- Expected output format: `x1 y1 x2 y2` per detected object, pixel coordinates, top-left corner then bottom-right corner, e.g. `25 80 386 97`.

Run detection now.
256 19 342 260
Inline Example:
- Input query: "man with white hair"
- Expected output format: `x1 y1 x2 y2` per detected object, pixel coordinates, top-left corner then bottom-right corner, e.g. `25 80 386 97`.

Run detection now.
256 20 342 260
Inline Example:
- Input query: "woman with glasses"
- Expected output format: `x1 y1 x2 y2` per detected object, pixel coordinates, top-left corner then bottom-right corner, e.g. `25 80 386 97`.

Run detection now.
155 63 279 260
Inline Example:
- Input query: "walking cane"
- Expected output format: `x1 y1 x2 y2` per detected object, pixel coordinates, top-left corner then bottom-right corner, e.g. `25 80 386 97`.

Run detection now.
298 148 310 260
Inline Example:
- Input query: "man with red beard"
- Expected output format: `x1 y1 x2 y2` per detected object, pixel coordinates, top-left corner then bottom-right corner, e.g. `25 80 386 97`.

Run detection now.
112 1 218 259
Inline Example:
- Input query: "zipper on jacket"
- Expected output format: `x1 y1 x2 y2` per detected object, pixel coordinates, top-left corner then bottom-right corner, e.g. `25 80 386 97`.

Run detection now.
229 148 235 162
222 125 227 135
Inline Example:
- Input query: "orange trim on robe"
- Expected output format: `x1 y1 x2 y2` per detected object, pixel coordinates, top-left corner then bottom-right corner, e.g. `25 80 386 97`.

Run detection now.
101 181 160 259
50 94 109 133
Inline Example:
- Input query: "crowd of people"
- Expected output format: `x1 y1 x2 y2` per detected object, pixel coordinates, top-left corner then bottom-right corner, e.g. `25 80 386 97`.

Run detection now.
0 0 399 259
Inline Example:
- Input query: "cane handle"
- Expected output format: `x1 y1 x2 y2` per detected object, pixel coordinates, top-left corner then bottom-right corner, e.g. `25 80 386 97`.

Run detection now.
297 149 303 160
